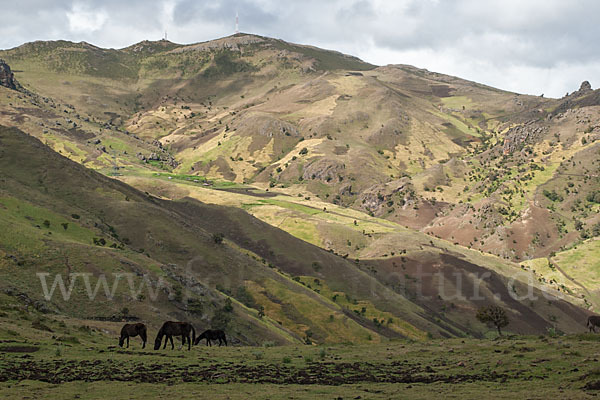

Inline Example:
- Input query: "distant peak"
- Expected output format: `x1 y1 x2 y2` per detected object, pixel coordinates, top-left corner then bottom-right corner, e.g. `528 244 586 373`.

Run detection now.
122 39 180 53
169 33 266 54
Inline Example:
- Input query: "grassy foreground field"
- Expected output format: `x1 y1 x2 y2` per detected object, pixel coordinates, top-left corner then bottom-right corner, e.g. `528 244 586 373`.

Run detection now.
2 314 600 400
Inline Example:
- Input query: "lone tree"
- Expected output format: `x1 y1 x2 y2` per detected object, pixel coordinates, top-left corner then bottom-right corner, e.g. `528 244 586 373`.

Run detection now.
476 305 509 335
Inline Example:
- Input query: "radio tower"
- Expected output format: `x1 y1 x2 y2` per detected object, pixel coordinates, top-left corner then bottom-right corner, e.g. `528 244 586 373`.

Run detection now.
235 12 239 34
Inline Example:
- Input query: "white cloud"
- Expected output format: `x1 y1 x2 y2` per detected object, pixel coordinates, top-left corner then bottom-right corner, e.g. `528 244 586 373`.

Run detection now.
66 3 108 33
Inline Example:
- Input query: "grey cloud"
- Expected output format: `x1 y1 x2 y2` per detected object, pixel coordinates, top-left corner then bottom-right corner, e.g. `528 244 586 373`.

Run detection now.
173 0 276 34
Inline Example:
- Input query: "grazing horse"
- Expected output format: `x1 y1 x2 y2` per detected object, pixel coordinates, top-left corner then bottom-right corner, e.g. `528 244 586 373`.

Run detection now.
194 329 227 346
588 315 600 332
154 321 196 350
119 323 147 349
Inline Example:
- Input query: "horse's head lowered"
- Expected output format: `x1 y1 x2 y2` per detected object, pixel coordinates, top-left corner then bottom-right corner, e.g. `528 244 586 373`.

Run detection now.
153 330 163 350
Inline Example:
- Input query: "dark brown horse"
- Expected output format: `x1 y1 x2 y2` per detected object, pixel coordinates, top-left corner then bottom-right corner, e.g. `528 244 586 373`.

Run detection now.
588 315 600 332
194 329 227 346
119 323 147 349
154 321 196 350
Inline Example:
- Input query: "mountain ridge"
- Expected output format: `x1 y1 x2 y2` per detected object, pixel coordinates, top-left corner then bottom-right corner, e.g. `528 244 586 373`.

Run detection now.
0 33 598 335
0 124 589 342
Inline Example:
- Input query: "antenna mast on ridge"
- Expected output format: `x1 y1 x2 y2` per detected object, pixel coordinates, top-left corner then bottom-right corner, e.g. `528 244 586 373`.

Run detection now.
164 30 167 40
235 12 239 34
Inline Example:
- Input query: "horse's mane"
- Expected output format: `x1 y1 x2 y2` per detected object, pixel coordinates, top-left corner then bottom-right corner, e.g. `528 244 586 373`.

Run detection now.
156 323 166 338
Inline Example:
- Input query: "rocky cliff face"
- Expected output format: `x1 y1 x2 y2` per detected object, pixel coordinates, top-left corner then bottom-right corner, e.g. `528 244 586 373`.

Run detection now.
502 120 547 155
0 59 18 90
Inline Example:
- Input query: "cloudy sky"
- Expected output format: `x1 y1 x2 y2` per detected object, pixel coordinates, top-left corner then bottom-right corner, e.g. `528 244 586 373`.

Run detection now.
1 0 598 98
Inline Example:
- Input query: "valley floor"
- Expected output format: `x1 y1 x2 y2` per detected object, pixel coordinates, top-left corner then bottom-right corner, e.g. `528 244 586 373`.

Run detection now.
1 335 600 399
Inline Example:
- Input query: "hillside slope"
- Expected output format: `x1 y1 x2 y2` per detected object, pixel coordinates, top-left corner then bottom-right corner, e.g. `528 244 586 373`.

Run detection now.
0 34 598 267
0 125 590 341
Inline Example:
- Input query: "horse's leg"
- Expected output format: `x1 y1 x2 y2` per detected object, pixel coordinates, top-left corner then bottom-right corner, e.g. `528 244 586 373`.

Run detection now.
169 335 175 350
224 336 227 346
163 335 168 349
187 333 191 351
127 336 130 348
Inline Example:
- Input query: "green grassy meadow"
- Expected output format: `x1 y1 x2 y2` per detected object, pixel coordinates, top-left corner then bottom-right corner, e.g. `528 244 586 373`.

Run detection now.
1 308 600 400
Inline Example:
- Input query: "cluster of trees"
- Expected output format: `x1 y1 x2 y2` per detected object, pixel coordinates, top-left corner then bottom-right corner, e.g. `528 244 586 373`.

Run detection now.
543 189 564 202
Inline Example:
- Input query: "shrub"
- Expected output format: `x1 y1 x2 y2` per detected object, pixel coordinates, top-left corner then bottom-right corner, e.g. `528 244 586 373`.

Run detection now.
223 297 233 312
546 326 564 338
319 348 327 359
587 191 600 204
212 233 224 244
93 237 106 246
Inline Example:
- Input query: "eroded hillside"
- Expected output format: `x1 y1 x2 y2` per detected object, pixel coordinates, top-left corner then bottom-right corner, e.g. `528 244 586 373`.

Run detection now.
0 34 598 337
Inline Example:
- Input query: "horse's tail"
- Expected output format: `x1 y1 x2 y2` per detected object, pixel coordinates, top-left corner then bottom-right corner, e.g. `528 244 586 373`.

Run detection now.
191 324 196 345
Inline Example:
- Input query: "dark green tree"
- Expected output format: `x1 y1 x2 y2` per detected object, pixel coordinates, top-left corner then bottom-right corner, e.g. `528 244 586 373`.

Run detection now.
476 305 509 335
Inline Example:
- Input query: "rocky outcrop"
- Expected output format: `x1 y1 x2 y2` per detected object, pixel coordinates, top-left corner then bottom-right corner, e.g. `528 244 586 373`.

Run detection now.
302 158 345 183
502 121 547 155
356 178 415 214
137 152 178 168
576 81 592 95
0 59 19 90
